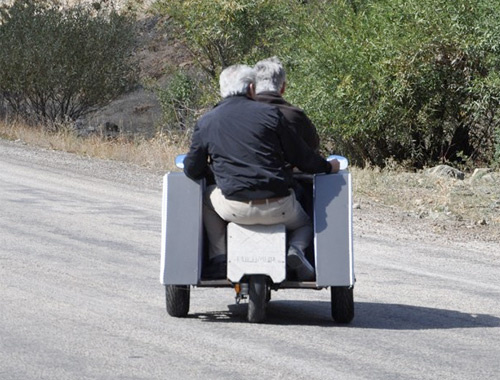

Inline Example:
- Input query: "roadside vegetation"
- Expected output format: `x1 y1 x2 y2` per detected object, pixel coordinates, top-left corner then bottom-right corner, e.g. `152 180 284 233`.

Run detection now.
0 119 187 171
154 0 500 169
1 0 499 169
0 0 498 235
0 0 137 122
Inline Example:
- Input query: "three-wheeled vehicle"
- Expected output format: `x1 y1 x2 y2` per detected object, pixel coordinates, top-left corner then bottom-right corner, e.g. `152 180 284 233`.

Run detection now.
160 156 355 323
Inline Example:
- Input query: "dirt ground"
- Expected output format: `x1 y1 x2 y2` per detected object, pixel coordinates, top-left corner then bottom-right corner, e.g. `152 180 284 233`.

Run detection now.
351 167 500 245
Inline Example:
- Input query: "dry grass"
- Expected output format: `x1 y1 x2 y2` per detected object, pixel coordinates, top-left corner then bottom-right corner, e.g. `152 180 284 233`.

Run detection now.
351 166 500 228
2 119 498 236
0 119 188 172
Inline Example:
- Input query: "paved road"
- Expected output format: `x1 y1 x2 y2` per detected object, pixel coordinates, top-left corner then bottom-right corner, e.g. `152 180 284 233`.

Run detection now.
1 140 499 380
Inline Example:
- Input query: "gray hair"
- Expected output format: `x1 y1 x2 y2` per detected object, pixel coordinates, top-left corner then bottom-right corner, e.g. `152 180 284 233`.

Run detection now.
254 56 286 94
219 64 256 98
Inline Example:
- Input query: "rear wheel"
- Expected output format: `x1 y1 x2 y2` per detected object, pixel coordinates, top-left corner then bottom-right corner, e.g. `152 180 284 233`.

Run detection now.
265 286 272 303
165 285 190 317
331 286 354 323
248 275 267 323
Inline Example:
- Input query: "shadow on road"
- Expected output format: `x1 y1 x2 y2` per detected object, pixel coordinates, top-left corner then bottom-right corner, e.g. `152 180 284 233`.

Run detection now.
353 302 500 330
188 301 500 329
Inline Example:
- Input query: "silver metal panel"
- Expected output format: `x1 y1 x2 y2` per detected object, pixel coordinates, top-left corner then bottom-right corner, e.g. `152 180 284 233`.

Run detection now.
313 172 354 286
160 172 203 285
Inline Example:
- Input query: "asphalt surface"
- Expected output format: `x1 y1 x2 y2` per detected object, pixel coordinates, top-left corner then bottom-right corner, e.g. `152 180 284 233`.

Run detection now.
1 139 499 380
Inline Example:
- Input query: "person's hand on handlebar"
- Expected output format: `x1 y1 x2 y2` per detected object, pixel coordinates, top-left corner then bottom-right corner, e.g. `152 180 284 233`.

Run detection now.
328 159 340 174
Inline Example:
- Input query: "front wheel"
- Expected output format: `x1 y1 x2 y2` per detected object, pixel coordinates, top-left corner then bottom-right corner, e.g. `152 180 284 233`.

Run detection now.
331 286 354 323
248 275 268 323
165 285 190 317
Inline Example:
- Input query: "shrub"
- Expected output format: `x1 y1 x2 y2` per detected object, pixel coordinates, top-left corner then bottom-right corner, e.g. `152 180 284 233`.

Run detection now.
152 0 298 134
281 0 500 167
155 0 500 167
153 0 292 78
0 0 138 123
154 68 202 133
495 126 500 168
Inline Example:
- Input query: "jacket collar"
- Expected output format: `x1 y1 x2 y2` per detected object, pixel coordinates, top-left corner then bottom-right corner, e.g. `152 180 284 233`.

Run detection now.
254 91 289 106
216 94 255 107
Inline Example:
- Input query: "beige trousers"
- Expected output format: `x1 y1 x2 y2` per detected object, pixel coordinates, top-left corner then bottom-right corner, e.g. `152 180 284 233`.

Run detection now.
203 185 313 261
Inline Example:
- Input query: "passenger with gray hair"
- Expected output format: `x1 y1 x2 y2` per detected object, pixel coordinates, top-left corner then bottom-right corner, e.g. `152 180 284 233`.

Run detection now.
218 64 256 98
254 56 320 151
183 64 339 280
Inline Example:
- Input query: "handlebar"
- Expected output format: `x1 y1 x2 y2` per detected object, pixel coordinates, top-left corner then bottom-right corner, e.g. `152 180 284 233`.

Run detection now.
175 154 349 171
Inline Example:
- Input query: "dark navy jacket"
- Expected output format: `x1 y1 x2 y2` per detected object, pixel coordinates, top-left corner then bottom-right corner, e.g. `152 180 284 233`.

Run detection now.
254 91 320 152
183 95 331 201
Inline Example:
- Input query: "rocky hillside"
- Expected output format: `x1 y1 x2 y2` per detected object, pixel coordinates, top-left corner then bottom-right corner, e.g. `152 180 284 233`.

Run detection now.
75 1 191 138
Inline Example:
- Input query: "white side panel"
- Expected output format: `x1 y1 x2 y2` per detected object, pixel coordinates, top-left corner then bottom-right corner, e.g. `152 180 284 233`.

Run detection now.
313 171 355 286
160 172 204 285
159 174 169 284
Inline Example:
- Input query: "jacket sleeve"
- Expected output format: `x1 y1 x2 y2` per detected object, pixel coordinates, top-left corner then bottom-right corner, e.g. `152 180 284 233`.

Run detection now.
183 122 209 180
303 114 320 153
278 115 331 174
287 107 320 153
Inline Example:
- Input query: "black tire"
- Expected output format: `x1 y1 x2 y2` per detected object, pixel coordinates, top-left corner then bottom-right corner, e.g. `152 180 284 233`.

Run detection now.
165 285 190 318
248 275 267 323
331 286 354 323
265 286 272 303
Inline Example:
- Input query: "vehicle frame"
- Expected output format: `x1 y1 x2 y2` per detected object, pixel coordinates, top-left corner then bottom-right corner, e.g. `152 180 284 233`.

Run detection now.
160 166 355 323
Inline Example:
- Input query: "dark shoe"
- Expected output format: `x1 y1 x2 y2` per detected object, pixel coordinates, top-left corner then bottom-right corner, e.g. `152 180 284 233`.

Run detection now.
287 245 315 281
202 256 227 280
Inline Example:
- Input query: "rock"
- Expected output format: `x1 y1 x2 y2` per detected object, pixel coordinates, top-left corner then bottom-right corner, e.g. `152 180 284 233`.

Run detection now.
76 87 162 138
470 168 494 182
426 165 465 180
97 122 120 139
414 199 424 206
471 168 492 178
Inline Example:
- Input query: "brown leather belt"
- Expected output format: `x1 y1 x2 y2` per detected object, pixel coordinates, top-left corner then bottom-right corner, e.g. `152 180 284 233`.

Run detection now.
245 196 285 205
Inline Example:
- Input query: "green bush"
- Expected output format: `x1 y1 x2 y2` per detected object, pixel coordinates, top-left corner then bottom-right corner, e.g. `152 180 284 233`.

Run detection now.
495 126 500 168
0 0 138 123
152 0 298 134
279 0 500 168
153 0 292 89
155 0 500 168
154 69 202 133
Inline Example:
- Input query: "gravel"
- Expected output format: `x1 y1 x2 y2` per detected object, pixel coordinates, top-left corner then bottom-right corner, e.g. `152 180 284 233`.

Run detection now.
1 138 164 191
